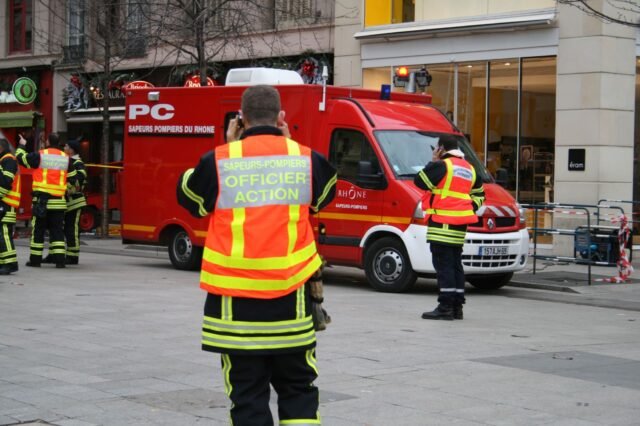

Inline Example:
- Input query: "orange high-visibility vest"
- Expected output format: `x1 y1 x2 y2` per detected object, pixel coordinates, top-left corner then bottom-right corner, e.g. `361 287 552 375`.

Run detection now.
426 157 477 225
200 135 321 299
0 153 21 208
32 148 68 197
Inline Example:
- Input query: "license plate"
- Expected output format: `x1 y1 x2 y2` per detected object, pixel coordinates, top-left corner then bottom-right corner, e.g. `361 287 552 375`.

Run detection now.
479 246 509 256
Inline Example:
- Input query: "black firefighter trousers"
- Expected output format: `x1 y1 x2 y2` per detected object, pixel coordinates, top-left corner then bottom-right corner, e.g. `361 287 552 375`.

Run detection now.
221 349 320 425
430 242 466 307
30 209 65 265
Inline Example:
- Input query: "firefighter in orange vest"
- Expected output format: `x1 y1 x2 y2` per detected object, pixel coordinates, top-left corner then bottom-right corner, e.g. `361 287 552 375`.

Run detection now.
414 135 485 320
17 133 72 268
0 137 21 275
177 85 337 425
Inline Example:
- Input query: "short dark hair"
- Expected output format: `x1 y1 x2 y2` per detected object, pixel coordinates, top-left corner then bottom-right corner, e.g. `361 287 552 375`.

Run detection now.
48 133 59 147
438 135 458 152
241 85 281 126
0 138 12 154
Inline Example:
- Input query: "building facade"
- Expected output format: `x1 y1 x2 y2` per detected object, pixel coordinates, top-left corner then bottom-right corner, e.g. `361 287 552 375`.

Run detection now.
334 0 639 226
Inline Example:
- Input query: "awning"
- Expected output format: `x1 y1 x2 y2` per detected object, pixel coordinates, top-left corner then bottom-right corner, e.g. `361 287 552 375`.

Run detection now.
65 107 125 123
66 114 125 123
0 111 45 128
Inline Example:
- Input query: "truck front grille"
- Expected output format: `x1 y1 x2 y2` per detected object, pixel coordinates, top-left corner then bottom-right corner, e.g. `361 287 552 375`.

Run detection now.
463 237 521 268
462 254 519 268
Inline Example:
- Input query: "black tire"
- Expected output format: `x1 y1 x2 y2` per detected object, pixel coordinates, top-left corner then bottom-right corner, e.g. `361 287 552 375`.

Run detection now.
364 237 417 293
467 272 514 290
168 229 203 271
79 206 100 232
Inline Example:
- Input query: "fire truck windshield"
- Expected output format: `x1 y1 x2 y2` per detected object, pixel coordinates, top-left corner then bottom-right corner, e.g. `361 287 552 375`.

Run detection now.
374 131 494 183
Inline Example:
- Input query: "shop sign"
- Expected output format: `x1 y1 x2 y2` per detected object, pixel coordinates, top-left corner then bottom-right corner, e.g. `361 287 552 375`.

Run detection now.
123 80 155 91
184 75 215 87
568 149 585 171
12 78 38 104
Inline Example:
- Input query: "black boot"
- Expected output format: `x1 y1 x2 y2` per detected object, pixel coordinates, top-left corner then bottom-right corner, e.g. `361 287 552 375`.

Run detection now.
55 263 66 269
453 304 464 320
0 265 12 275
42 255 55 264
26 260 41 267
65 257 78 265
421 304 454 320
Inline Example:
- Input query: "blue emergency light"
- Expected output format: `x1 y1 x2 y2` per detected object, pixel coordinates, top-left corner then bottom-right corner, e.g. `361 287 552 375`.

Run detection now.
380 84 391 100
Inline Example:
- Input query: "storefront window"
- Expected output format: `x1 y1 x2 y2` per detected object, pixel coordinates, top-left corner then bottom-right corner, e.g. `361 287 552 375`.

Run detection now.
487 60 518 197
392 0 414 23
362 56 557 204
457 62 487 164
519 57 556 204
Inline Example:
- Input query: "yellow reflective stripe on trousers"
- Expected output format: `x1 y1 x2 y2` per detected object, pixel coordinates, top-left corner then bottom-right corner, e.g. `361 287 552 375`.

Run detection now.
280 420 321 425
306 348 319 375
221 354 233 397
202 329 316 350
296 286 305 319
229 142 246 258
201 253 321 291
203 241 318 270
221 296 233 321
203 315 313 334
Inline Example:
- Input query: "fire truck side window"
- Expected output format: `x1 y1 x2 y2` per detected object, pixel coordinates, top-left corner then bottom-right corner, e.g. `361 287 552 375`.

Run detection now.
329 129 380 185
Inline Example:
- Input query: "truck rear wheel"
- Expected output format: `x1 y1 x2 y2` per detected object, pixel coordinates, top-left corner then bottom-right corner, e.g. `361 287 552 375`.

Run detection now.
364 237 417 293
467 272 513 290
168 229 203 271
79 206 99 232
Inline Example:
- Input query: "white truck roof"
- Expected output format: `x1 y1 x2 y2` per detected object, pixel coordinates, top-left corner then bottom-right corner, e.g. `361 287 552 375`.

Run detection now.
225 68 303 86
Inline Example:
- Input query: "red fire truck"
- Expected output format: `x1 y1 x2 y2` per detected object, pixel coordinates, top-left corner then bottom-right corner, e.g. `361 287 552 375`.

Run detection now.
121 68 529 292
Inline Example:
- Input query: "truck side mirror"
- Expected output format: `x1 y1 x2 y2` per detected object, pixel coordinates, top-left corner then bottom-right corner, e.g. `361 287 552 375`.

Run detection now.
357 160 387 190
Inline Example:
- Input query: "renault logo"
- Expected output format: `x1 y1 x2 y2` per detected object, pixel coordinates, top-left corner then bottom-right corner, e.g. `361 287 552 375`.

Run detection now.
487 218 495 230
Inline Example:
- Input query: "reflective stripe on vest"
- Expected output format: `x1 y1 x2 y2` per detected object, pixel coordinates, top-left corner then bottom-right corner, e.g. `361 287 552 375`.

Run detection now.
200 135 321 299
0 154 21 208
425 157 477 225
33 149 68 197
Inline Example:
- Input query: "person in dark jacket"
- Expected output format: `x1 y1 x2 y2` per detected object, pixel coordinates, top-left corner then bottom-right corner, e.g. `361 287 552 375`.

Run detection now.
177 85 336 425
414 135 485 320
62 138 87 264
0 138 21 275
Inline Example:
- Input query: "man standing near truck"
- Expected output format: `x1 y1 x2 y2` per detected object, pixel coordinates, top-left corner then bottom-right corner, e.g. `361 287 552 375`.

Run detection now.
415 135 485 320
62 138 87 265
17 133 71 268
177 85 336 424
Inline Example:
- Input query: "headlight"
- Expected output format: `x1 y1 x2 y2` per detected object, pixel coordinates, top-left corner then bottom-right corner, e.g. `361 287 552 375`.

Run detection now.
517 203 526 226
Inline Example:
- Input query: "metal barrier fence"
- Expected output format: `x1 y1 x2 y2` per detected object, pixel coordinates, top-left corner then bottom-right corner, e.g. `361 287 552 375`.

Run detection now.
521 202 628 285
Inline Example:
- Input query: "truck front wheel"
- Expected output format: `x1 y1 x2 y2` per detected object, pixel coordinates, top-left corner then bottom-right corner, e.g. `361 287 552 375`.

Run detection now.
467 272 514 290
364 237 417 293
168 229 203 271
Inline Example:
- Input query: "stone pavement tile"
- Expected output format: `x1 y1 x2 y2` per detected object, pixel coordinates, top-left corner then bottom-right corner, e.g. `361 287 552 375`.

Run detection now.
161 372 224 391
38 384 115 402
21 366 107 385
54 419 100 426
86 398 225 425
440 403 575 426
0 395 30 411
0 404 66 425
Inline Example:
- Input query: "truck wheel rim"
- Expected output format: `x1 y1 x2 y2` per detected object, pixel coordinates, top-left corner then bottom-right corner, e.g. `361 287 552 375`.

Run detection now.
374 249 403 283
174 232 193 262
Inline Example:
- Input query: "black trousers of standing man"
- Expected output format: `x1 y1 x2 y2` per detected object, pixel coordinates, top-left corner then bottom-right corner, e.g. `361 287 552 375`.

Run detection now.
221 350 320 425
30 209 66 266
430 242 466 306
